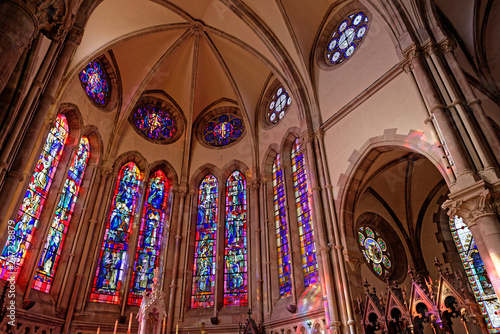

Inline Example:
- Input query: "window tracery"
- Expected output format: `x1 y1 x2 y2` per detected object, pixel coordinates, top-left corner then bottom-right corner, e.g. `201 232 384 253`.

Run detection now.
32 136 90 292
0 114 69 280
132 105 177 141
325 12 369 66
79 60 110 105
203 114 244 147
223 171 247 306
90 162 143 304
191 174 218 308
358 226 392 277
267 86 291 125
450 216 500 333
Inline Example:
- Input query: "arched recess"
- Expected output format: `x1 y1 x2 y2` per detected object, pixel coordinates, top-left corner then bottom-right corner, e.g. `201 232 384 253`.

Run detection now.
336 130 449 307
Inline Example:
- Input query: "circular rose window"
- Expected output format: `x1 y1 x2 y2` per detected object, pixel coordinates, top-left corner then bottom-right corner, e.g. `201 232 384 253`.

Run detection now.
268 86 292 124
325 12 369 66
358 226 392 276
203 114 244 147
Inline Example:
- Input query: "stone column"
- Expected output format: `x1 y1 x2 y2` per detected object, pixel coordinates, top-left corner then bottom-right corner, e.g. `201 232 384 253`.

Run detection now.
404 45 477 184
301 131 343 334
441 40 500 167
0 26 83 220
250 178 263 323
443 189 500 298
0 1 37 94
166 188 187 334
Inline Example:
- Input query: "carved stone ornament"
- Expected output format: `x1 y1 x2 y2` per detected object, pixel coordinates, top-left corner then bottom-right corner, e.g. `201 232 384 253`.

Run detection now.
442 189 499 225
20 0 72 41
343 249 364 273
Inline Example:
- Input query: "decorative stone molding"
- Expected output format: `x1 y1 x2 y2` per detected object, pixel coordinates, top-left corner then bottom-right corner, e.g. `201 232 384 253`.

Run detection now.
66 26 84 45
343 249 364 273
439 38 455 54
399 44 420 73
23 0 72 41
442 188 499 225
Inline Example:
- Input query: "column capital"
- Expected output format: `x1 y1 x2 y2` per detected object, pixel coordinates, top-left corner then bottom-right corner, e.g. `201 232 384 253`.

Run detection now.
399 43 420 73
300 130 314 145
342 249 364 273
99 166 113 178
443 188 499 224
439 38 456 54
250 179 260 190
178 187 189 198
32 0 73 41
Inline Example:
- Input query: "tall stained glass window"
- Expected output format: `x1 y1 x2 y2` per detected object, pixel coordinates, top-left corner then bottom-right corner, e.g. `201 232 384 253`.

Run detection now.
191 175 218 308
32 136 90 292
223 171 247 306
291 139 318 288
0 115 68 280
273 154 292 297
450 216 500 333
90 162 142 304
128 170 170 305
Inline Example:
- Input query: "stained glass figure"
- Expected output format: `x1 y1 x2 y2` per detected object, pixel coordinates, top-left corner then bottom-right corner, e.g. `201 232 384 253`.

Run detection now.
358 227 391 276
203 114 244 147
291 139 318 288
79 60 110 105
450 216 500 333
32 137 90 292
191 175 218 308
0 115 68 280
223 171 247 306
128 170 171 305
268 86 291 124
133 105 177 141
325 12 369 65
90 162 142 304
273 154 292 297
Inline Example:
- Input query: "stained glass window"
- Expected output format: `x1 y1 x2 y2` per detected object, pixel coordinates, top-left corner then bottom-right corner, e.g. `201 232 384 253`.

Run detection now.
273 154 292 297
268 86 291 124
79 60 109 105
223 171 247 306
133 105 177 141
291 139 318 288
32 136 90 292
450 216 500 333
358 227 392 276
128 170 171 305
90 162 142 304
191 175 218 308
325 12 369 65
0 115 68 281
203 114 244 147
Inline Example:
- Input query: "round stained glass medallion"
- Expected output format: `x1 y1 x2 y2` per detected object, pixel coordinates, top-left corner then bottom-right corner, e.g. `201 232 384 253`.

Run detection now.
268 86 292 124
203 114 244 147
325 12 369 66
79 60 110 105
133 105 177 141
358 227 391 276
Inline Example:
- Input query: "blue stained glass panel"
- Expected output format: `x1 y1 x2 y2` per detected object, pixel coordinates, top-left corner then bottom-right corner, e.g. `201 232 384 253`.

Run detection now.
191 174 218 308
133 105 177 141
203 115 243 147
79 60 109 105
128 170 170 305
223 171 247 306
90 162 142 304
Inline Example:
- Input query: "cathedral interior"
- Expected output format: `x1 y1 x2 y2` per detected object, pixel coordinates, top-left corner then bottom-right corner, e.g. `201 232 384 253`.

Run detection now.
0 0 499 333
